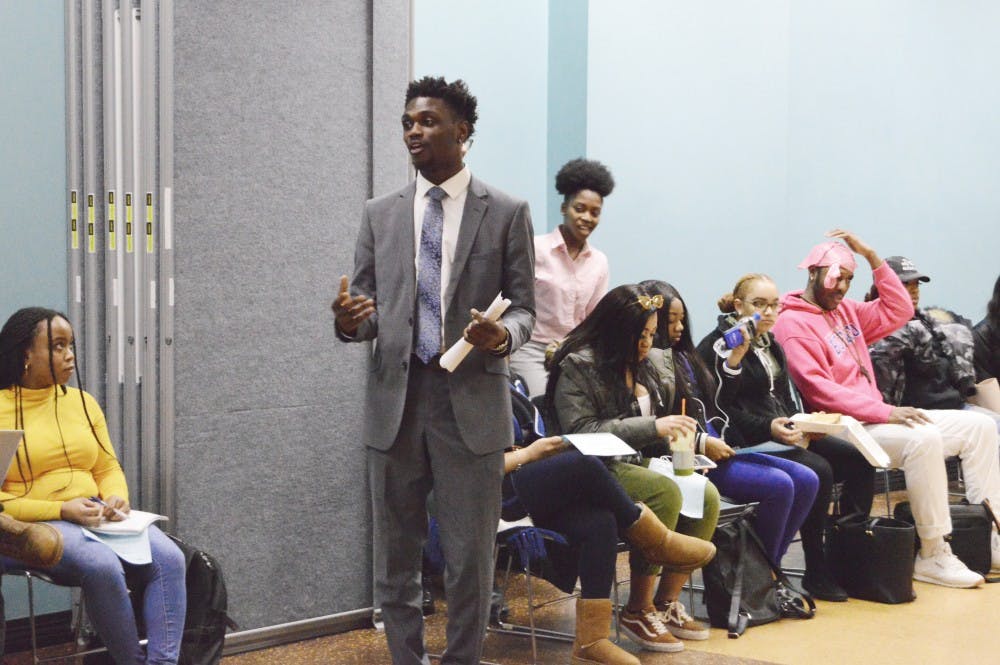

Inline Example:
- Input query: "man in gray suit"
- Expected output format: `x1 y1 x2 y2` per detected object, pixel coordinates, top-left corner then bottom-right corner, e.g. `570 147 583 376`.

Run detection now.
332 76 535 665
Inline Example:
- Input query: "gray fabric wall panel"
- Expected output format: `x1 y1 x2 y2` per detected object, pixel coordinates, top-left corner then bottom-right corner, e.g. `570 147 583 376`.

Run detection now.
372 1 411 194
172 0 409 630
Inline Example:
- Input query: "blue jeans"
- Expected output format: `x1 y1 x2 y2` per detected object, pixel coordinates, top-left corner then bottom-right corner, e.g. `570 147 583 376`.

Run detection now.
2 523 186 665
708 452 819 564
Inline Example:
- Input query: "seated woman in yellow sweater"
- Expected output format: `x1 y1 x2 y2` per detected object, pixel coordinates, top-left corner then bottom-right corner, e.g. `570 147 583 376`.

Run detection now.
0 307 186 665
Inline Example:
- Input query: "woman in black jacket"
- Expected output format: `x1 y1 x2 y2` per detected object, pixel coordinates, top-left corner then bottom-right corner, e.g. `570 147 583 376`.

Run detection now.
694 273 875 601
973 273 1000 382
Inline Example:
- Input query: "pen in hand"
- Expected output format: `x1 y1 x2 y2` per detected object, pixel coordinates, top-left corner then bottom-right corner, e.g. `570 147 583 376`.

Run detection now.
89 496 129 521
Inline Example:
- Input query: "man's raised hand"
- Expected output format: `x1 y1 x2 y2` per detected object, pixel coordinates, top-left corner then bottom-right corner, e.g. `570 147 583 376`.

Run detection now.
332 275 375 336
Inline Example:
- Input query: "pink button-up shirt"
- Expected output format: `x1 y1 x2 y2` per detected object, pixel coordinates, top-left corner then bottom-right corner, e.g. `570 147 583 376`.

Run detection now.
531 227 609 344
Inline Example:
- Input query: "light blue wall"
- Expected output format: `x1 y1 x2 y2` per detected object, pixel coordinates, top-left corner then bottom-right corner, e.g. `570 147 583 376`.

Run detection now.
0 1 71 619
0 1 67 318
415 1 999 339
588 1 791 333
547 1 589 228
785 1 1000 328
588 0 1000 337
412 0 552 228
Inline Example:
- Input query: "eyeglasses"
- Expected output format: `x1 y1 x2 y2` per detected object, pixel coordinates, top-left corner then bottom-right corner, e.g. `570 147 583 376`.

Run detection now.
749 299 780 314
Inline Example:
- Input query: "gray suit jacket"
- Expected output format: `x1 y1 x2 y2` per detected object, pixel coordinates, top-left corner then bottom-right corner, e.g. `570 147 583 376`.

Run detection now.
341 176 536 454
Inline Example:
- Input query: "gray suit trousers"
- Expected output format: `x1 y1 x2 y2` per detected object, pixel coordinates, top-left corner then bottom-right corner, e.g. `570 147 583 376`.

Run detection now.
369 360 504 665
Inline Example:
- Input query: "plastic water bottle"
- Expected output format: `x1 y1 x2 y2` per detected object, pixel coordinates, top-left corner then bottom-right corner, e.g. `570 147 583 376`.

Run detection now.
722 312 761 349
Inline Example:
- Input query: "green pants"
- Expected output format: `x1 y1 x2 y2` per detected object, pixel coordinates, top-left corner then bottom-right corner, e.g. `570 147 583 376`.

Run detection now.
609 459 720 576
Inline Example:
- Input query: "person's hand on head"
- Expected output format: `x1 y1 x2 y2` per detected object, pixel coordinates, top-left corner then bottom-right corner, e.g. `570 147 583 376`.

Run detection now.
331 275 375 336
825 229 880 267
464 309 508 351
61 497 104 527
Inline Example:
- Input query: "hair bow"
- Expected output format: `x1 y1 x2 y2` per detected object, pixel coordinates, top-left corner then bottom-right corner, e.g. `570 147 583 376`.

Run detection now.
636 294 663 311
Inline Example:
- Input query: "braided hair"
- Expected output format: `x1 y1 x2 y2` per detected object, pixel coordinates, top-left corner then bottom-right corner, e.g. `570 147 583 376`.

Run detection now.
0 307 117 502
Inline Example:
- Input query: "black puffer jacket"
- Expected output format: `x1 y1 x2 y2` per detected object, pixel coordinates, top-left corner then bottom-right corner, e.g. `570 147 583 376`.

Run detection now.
973 317 1000 381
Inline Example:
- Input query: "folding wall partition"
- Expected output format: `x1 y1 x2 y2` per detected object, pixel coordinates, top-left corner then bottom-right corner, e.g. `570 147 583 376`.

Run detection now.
65 0 168 518
66 0 411 645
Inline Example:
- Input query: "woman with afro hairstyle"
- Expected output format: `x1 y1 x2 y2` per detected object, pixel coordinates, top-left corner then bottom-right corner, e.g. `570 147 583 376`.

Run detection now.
510 157 615 397
0 307 186 664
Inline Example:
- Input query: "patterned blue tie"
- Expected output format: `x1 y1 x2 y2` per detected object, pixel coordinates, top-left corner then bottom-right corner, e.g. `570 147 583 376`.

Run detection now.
415 186 447 363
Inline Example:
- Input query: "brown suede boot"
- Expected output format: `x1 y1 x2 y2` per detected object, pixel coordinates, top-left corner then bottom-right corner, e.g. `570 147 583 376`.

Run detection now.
572 598 639 665
625 503 715 573
0 513 63 568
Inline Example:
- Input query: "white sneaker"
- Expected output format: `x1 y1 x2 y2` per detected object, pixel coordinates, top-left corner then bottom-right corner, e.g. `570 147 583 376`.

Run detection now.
914 542 985 588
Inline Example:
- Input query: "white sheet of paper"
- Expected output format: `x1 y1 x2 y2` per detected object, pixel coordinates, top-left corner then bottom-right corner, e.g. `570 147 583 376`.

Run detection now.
646 457 706 519
81 527 152 565
563 433 637 457
87 509 168 535
439 292 511 372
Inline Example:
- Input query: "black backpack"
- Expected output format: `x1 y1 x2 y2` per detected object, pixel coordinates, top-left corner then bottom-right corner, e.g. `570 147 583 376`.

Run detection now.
168 536 238 665
510 376 546 446
702 505 815 637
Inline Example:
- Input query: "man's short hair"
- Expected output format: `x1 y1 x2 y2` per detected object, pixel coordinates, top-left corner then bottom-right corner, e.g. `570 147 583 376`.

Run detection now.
405 76 479 138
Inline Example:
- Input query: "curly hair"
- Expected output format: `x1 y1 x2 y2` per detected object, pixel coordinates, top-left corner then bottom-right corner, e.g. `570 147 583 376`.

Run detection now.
554 158 615 201
405 76 479 138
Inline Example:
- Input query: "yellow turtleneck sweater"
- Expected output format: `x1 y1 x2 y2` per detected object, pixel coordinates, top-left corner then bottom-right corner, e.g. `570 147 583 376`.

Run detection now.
0 385 129 522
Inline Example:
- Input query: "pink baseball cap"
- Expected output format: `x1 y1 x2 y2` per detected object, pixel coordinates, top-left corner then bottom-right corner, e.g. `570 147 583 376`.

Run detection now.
798 242 857 289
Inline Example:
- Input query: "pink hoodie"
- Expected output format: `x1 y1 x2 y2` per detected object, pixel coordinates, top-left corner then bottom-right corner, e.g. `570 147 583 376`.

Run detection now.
773 262 914 424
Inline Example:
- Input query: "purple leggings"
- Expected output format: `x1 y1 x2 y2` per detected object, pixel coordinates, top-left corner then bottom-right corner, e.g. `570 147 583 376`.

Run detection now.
707 452 819 563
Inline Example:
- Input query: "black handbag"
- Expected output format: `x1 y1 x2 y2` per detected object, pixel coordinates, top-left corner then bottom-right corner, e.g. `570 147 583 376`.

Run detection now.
893 500 994 576
826 513 916 604
703 505 815 638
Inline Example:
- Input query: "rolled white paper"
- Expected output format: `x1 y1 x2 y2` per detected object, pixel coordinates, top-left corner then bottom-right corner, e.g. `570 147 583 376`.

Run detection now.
438 292 511 372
